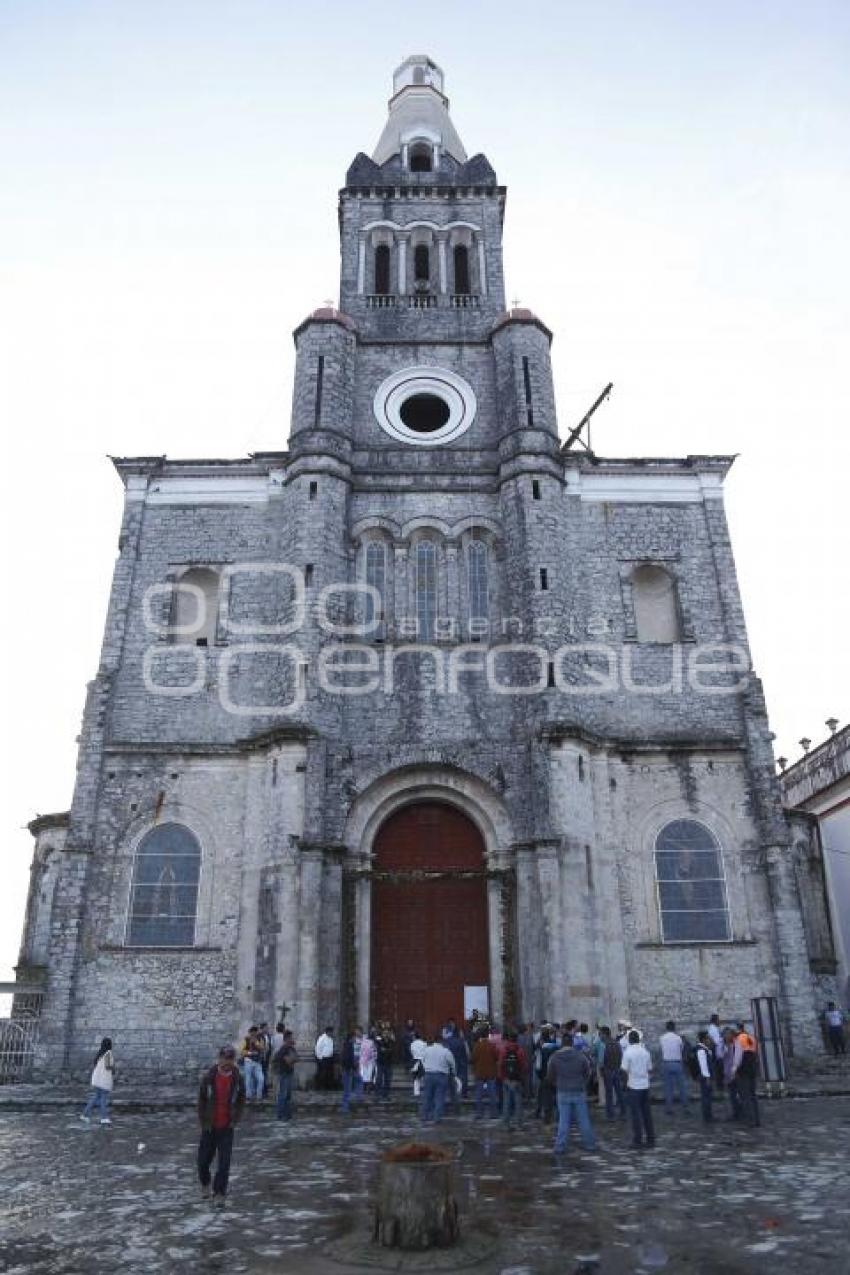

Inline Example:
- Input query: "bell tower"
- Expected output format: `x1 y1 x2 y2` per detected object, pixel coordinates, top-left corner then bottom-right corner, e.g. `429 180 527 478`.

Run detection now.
339 56 507 339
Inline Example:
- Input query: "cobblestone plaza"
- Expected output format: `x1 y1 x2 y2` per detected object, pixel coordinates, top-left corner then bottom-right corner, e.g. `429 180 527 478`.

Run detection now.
1 1091 849 1274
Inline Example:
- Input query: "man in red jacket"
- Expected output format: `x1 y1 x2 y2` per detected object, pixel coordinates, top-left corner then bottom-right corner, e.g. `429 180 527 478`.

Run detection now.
197 1045 246 1208
497 1029 528 1130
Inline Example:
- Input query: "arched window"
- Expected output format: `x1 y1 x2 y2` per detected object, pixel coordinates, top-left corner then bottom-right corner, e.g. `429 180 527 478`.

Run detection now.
374 243 390 295
172 567 219 646
467 540 489 634
364 541 387 640
415 540 438 641
414 243 431 286
127 823 201 947
632 565 681 643
453 244 470 295
655 819 731 943
409 143 433 172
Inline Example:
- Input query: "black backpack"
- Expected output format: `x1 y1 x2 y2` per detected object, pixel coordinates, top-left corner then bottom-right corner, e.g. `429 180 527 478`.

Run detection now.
504 1048 521 1081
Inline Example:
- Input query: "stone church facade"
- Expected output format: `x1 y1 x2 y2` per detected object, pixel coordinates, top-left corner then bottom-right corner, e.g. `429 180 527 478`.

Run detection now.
15 57 835 1078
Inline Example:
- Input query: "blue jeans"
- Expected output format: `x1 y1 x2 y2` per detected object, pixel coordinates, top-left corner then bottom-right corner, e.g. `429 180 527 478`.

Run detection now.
243 1059 264 1100
698 1076 713 1123
82 1086 110 1119
501 1080 523 1127
627 1087 655 1146
420 1071 448 1123
340 1069 363 1112
376 1061 393 1099
554 1091 596 1152
474 1078 497 1117
662 1060 689 1111
197 1127 233 1196
602 1067 626 1118
276 1071 294 1120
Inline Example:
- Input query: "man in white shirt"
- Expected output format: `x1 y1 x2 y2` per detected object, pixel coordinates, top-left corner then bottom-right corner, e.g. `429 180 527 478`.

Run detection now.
658 1020 690 1115
707 1013 725 1090
695 1031 714 1123
420 1033 456 1124
314 1026 335 1090
621 1030 655 1149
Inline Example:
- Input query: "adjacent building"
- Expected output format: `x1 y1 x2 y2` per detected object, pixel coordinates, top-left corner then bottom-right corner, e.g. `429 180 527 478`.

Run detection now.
780 725 850 1008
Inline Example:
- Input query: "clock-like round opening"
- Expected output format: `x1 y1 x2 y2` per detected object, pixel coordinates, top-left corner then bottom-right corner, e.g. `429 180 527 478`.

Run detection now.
373 366 477 446
399 393 451 433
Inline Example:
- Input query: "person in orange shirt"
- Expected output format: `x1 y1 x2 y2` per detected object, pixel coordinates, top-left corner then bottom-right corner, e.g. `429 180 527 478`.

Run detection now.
732 1023 760 1128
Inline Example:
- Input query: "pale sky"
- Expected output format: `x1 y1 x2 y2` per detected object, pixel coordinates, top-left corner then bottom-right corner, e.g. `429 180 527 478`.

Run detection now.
1 0 848 989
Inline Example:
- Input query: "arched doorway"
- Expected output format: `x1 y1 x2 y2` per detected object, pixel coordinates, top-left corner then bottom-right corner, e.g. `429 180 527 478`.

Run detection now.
370 801 489 1032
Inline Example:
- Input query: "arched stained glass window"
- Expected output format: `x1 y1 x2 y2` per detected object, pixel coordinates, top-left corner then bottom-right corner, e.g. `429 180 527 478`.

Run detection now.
127 823 201 947
365 541 386 640
467 540 489 633
415 540 438 641
655 819 731 943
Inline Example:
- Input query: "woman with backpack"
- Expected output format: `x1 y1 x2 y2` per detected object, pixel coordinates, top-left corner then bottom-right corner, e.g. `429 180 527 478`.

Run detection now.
80 1037 115 1125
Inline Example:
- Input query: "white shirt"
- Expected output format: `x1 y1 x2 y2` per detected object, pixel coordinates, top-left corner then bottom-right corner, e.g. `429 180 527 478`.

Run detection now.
659 1031 684 1062
422 1042 455 1074
621 1043 652 1090
826 1009 844 1027
697 1045 712 1079
707 1023 724 1056
410 1038 427 1065
315 1032 334 1060
91 1050 114 1091
271 1031 284 1055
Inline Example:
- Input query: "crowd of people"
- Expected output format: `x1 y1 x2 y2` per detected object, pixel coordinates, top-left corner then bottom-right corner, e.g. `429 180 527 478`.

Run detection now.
74 1003 846 1208
308 1012 766 1142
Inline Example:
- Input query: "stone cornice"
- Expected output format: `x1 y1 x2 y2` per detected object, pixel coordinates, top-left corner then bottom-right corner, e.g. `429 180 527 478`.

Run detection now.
28 812 70 836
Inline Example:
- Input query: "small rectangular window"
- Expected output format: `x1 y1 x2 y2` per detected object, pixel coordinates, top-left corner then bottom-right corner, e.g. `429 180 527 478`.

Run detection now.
522 356 534 427
585 845 594 891
304 564 314 586
314 356 324 427
308 480 318 500
539 567 549 591
532 479 541 500
546 661 555 687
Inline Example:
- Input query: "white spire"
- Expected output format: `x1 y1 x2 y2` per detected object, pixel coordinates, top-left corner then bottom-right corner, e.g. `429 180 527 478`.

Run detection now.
372 55 467 166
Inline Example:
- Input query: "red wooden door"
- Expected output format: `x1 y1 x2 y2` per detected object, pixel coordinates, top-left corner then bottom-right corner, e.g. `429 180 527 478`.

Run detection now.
371 802 489 1034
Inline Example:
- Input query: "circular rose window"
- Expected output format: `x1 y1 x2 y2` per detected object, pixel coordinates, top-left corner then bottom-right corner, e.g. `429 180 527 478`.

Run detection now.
373 366 477 446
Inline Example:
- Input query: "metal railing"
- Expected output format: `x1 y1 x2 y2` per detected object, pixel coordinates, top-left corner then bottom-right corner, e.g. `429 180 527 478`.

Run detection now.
364 294 482 310
0 997 43 1084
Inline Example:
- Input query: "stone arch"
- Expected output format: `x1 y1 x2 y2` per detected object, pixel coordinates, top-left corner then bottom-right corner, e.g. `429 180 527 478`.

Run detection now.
449 515 502 541
401 515 452 540
350 515 402 541
342 764 515 1027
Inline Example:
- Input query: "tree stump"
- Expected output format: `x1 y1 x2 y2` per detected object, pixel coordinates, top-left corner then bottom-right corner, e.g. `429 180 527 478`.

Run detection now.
373 1143 459 1250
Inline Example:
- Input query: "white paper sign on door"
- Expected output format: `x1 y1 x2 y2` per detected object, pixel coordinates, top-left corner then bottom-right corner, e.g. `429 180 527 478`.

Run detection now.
464 985 489 1019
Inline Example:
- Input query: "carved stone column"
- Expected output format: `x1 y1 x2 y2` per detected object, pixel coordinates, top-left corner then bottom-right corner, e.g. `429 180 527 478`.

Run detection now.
294 846 324 1047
